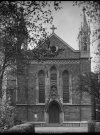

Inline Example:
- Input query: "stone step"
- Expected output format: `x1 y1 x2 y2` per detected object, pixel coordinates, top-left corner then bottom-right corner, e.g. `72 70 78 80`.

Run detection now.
35 126 88 133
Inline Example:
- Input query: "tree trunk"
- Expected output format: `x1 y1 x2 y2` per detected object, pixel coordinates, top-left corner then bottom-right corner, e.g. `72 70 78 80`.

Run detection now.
0 68 5 98
0 57 6 98
0 78 2 98
80 85 82 121
25 63 29 121
91 93 96 121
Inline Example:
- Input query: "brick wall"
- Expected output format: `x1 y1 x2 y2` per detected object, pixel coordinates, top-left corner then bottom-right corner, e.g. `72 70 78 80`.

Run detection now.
16 106 28 121
63 106 80 121
17 74 28 104
80 59 91 73
28 105 45 122
9 58 91 122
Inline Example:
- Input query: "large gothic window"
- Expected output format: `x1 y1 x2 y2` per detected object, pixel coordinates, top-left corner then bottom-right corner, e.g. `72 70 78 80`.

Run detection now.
50 66 57 85
38 70 45 103
62 70 69 103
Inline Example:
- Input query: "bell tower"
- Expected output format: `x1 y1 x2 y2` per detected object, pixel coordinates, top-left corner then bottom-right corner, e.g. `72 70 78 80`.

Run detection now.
78 7 91 58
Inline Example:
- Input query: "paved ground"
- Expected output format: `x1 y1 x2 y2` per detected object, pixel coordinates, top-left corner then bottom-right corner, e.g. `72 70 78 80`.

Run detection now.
35 126 88 133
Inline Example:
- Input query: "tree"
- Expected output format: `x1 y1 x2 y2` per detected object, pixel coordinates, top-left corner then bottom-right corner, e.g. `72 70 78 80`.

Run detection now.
73 1 100 40
0 2 28 99
73 1 100 122
0 1 62 98
73 1 100 72
0 1 63 130
76 72 100 121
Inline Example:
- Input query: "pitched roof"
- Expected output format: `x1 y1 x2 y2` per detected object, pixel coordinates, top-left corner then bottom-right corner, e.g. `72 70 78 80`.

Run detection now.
49 33 79 52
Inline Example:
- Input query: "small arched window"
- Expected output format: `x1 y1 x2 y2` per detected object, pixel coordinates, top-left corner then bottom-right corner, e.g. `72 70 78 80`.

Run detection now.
50 66 57 85
38 70 45 103
84 43 87 51
62 70 69 103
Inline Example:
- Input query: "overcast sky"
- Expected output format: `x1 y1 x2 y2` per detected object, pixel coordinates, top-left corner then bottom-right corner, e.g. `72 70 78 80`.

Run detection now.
49 1 96 72
51 1 82 50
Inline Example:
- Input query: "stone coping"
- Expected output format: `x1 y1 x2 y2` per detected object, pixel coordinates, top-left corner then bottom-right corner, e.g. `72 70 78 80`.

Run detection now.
22 121 89 127
16 104 91 106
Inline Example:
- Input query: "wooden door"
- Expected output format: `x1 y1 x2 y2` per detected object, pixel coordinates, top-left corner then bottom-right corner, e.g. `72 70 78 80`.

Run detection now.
49 103 59 123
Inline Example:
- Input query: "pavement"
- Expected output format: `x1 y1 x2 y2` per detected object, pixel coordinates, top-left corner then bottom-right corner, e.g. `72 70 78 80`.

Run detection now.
35 126 88 133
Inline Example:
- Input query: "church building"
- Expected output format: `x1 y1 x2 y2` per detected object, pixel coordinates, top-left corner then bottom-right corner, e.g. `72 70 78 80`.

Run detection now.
7 8 92 126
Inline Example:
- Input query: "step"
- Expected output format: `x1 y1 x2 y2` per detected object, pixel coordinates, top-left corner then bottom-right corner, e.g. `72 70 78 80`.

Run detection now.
35 126 88 133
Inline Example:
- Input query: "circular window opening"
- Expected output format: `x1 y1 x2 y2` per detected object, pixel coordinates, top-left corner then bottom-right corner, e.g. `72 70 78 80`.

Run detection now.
51 46 56 53
51 85 57 91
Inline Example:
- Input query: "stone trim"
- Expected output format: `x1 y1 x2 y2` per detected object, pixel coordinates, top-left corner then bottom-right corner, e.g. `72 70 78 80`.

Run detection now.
63 104 91 106
63 121 88 123
16 104 91 106
36 103 45 105
30 60 80 64
16 104 45 106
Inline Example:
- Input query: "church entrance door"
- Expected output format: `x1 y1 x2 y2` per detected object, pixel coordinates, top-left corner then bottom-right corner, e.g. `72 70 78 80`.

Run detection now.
49 102 60 123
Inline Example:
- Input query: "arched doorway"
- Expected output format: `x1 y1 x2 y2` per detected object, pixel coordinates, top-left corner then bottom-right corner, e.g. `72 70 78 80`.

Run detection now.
48 101 60 123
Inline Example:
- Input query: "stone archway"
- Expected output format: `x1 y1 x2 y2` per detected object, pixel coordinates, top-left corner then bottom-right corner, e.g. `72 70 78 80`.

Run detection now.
48 101 60 123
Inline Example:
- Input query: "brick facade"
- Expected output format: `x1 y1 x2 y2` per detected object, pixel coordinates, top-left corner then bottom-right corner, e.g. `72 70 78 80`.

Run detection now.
7 32 92 126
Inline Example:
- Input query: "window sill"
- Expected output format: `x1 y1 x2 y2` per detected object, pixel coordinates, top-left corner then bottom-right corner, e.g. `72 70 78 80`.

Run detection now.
36 103 45 105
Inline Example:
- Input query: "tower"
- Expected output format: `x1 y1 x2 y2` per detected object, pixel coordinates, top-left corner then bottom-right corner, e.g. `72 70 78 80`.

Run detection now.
78 7 91 58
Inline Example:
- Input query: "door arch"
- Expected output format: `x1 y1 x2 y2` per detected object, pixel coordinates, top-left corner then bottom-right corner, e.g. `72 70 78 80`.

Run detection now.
48 101 60 123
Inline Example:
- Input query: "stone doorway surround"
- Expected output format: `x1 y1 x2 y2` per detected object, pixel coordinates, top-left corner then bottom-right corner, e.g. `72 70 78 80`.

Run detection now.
49 101 60 123
44 99 63 125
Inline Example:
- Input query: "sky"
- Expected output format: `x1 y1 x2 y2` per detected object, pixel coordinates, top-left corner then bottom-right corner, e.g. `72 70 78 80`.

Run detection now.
48 1 96 72
50 1 83 50
0 1 97 72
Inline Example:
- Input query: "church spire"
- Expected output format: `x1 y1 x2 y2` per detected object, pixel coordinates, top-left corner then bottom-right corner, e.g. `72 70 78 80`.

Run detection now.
78 7 91 36
82 7 88 32
78 7 91 58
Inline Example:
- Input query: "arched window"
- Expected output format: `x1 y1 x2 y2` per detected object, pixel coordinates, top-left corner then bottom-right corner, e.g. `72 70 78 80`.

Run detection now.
38 70 45 103
84 43 87 51
62 70 69 103
50 66 57 85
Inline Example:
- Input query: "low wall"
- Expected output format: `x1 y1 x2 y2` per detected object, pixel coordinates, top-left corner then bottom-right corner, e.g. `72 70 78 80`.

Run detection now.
31 121 88 127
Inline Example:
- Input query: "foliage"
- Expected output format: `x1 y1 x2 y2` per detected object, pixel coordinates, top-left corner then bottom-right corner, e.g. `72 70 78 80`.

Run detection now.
73 1 100 72
12 1 62 46
8 123 35 133
78 72 100 99
75 72 100 120
73 2 100 108
73 1 100 21
0 2 28 98
73 1 100 47
0 1 62 130
0 1 62 95
0 98 16 132
26 37 65 61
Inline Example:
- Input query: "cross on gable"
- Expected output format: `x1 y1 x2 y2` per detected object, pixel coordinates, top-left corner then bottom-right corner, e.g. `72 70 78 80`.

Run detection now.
50 25 57 33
